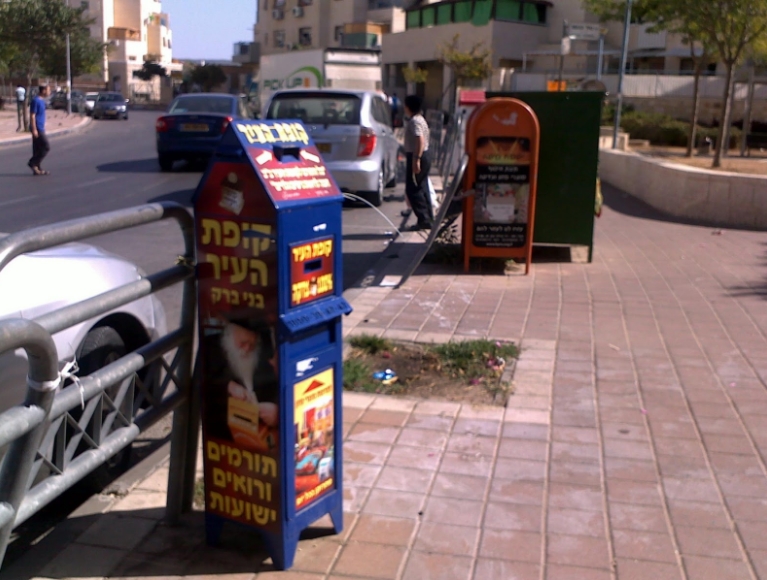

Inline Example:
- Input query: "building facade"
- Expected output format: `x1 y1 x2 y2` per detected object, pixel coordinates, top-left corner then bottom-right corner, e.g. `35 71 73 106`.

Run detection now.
78 0 180 98
380 0 708 110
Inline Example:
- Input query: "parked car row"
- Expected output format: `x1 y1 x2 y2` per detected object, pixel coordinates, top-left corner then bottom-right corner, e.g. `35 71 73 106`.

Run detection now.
154 90 400 206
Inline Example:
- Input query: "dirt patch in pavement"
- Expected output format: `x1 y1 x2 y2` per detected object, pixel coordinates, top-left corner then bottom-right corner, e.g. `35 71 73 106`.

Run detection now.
636 145 767 175
344 335 518 407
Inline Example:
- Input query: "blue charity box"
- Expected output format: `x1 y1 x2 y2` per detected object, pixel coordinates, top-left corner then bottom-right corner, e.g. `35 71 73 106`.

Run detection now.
192 119 351 570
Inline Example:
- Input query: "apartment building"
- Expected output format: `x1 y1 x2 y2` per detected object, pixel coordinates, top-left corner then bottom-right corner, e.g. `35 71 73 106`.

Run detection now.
78 0 179 97
380 0 705 109
254 0 408 54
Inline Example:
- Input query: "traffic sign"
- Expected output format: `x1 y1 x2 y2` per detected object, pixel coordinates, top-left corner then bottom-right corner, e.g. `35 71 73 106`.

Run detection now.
566 23 604 41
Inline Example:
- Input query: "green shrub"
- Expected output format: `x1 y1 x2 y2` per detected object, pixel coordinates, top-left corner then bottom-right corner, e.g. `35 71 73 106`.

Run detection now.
615 109 741 148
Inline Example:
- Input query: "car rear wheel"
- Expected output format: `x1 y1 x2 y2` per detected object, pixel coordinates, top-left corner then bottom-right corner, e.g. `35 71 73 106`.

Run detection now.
365 167 384 207
76 326 133 490
158 155 174 172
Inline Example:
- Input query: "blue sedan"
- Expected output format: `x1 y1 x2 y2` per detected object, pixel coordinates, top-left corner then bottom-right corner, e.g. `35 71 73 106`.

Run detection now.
156 93 252 171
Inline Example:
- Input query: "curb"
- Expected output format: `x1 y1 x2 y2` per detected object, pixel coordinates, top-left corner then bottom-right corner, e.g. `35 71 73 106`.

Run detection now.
0 115 93 148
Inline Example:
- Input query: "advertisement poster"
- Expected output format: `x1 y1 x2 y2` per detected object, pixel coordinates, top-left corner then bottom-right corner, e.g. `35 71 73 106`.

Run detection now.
196 162 282 532
294 368 335 509
472 137 531 248
235 121 337 203
290 237 335 307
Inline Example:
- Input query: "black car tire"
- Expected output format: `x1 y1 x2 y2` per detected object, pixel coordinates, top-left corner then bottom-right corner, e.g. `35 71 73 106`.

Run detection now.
158 155 174 172
386 173 397 189
76 326 133 490
123 113 129 120
365 166 384 207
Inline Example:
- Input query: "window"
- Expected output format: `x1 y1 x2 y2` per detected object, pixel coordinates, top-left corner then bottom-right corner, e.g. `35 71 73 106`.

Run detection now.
422 6 435 26
454 1 472 22
274 0 285 5
437 4 452 24
522 2 543 23
298 0 312 5
373 98 391 127
267 93 362 126
472 0 492 25
299 27 312 46
496 0 521 21
80 1 89 9
170 96 235 114
274 30 285 47
406 10 420 28
334 25 344 43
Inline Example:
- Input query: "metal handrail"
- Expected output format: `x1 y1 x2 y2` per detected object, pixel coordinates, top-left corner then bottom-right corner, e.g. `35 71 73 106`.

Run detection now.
0 202 198 569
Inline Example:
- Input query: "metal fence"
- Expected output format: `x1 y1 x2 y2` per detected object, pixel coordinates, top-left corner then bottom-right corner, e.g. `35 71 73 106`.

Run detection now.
437 113 464 187
0 202 198 569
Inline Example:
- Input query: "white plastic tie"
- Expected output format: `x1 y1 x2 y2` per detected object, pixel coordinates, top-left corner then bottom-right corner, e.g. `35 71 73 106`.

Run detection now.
60 359 85 409
26 376 61 393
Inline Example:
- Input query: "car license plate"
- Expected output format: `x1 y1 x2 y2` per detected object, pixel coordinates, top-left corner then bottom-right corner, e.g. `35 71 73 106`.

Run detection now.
317 143 331 154
181 123 209 132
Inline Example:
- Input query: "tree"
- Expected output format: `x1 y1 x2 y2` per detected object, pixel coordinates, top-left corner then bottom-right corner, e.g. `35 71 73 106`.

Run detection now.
438 34 493 113
189 64 227 92
584 0 767 168
40 28 106 79
133 61 168 81
438 34 493 87
0 0 96 86
402 66 429 85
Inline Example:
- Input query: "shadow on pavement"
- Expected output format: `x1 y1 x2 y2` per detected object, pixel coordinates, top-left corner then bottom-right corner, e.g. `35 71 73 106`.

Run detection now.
97 158 206 174
727 241 767 300
602 182 764 231
148 189 195 207
0 507 339 579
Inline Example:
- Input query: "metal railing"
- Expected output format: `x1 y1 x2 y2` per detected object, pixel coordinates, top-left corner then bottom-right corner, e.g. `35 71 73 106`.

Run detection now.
437 113 464 187
0 202 198 569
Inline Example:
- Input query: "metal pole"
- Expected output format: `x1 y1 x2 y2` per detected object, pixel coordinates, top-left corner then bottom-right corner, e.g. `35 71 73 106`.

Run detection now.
66 0 72 115
66 33 72 115
740 63 755 156
597 35 605 81
558 53 565 91
613 0 633 149
0 319 60 565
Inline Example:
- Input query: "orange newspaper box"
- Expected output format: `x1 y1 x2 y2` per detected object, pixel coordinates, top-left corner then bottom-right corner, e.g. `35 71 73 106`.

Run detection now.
462 98 540 274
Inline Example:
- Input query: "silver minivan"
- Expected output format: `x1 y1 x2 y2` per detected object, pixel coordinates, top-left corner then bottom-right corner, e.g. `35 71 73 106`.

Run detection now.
265 89 399 206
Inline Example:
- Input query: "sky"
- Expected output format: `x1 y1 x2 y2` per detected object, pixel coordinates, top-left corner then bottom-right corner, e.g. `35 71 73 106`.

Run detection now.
161 0 256 60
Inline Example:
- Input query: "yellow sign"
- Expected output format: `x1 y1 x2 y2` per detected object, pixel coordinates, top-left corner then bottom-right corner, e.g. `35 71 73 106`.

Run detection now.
294 368 335 509
236 121 310 146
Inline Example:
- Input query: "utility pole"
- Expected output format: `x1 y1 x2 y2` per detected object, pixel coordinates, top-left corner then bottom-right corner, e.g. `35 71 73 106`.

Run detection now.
612 0 633 149
66 33 72 115
65 0 72 115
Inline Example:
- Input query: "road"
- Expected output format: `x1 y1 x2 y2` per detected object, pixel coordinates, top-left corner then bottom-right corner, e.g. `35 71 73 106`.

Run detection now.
0 111 408 567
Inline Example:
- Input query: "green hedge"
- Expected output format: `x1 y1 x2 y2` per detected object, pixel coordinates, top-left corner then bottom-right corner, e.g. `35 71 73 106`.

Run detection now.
604 108 741 149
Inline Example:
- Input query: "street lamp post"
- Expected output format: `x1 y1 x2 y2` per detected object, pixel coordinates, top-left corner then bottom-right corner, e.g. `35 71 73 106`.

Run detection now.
612 0 633 149
66 32 72 115
65 0 72 115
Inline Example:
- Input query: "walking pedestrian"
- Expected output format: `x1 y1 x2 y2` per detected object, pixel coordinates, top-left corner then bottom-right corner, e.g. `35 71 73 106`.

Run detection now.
15 85 26 132
403 95 433 230
28 85 50 176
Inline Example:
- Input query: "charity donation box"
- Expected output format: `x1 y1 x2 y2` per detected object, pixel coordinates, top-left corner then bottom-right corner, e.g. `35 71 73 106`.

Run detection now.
462 98 541 274
193 119 351 570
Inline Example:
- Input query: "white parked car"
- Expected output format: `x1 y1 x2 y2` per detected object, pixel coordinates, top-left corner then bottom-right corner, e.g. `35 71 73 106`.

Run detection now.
84 92 99 115
0 238 167 415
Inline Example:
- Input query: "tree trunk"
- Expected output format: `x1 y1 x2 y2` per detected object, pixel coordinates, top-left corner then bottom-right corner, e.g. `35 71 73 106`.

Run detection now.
713 62 735 168
686 58 703 158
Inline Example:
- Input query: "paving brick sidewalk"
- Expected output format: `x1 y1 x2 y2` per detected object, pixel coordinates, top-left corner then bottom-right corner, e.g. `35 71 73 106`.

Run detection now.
0 109 90 146
4 183 767 580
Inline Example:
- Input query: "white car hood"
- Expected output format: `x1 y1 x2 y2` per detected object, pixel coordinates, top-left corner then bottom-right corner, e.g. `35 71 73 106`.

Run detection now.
0 241 142 320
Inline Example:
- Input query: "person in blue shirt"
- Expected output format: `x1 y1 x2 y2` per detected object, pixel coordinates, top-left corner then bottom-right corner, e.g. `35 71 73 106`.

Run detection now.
28 85 50 176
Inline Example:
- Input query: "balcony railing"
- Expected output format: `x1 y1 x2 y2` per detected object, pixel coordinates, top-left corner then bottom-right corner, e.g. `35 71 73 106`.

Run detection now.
405 0 548 30
108 27 141 41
